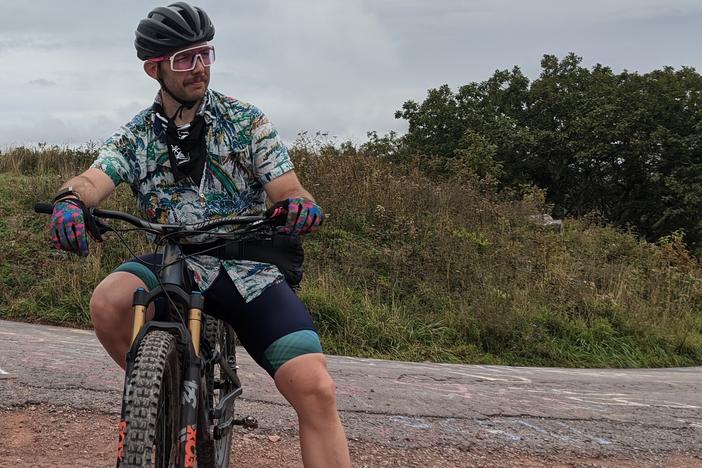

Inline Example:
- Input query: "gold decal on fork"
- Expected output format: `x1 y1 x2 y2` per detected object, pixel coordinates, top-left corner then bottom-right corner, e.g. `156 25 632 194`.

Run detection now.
188 308 203 356
131 305 146 345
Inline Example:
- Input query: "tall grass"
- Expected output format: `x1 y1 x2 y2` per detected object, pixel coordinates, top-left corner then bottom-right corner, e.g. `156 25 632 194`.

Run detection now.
2 145 701 367
0 145 149 325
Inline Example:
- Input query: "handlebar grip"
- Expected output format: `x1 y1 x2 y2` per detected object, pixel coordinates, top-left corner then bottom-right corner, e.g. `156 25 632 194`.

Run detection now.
34 202 53 214
264 203 289 227
271 214 287 227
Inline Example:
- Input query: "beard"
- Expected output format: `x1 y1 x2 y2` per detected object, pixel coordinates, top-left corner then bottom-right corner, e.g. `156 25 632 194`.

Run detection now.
158 65 209 104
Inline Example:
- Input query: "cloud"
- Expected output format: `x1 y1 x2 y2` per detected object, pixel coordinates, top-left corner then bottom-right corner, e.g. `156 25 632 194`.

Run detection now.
0 111 126 147
0 35 62 53
27 79 57 87
1 0 702 147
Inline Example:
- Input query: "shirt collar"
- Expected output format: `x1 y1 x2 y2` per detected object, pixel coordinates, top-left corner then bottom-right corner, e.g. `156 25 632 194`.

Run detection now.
153 88 210 117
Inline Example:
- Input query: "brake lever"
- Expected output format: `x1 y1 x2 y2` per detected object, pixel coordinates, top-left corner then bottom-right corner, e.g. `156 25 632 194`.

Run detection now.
95 218 112 235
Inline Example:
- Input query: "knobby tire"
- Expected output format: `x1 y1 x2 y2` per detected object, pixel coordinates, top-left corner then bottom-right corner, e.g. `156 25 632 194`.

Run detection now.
121 330 181 468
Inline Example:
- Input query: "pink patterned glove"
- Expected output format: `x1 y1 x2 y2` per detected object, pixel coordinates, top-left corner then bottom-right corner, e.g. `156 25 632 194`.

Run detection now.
266 197 324 236
50 199 100 256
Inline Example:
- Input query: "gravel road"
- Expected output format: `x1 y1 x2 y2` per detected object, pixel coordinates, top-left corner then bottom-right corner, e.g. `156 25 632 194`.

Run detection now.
1 319 700 467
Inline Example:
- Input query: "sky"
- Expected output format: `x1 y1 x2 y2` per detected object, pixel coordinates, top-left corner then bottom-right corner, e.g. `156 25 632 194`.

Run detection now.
1 0 701 147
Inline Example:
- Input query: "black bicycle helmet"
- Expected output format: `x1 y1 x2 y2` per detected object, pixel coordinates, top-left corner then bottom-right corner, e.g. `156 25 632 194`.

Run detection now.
135 2 215 60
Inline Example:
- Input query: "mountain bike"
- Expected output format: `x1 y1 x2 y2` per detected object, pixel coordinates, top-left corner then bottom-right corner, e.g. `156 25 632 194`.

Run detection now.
35 202 300 467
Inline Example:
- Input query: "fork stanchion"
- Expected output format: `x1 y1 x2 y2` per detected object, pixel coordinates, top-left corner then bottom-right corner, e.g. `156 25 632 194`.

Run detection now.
188 309 202 357
188 292 205 356
131 288 148 345
130 305 146 345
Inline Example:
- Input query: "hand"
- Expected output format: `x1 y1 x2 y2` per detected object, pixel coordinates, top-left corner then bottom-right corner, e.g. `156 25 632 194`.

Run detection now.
50 199 102 256
266 197 324 236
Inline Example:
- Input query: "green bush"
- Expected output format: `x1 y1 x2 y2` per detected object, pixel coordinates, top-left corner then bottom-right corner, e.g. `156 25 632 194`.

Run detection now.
2 146 701 368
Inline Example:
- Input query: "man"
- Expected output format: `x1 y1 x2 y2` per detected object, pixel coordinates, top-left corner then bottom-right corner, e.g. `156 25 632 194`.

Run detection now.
49 3 351 467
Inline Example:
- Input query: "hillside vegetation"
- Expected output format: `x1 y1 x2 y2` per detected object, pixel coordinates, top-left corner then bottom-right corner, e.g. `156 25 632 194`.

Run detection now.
394 54 702 252
1 144 701 368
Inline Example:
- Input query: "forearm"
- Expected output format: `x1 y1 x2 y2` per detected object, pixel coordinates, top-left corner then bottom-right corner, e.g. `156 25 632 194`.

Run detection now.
58 176 99 207
57 168 116 208
263 170 320 206
274 187 315 204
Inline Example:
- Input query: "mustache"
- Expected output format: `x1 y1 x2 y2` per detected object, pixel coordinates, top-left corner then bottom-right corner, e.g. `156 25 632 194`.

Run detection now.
184 76 207 86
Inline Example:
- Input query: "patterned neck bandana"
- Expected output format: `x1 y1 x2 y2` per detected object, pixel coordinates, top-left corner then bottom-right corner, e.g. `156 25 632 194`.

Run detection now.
154 101 208 185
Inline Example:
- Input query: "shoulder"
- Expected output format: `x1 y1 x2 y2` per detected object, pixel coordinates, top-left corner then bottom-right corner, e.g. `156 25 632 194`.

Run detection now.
207 89 265 126
103 106 154 152
126 106 154 131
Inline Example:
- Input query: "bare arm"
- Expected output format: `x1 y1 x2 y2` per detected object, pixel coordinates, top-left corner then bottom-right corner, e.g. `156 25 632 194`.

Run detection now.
263 170 315 204
57 168 116 207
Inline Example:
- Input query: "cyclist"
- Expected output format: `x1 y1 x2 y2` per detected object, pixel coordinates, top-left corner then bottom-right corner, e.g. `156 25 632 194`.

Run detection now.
48 2 351 467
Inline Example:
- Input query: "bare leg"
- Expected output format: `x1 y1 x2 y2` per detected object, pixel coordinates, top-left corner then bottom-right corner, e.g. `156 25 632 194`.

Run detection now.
89 272 155 370
274 353 351 468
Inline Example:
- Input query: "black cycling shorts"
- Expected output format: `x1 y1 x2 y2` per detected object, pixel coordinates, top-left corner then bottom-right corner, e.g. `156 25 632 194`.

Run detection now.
113 254 322 377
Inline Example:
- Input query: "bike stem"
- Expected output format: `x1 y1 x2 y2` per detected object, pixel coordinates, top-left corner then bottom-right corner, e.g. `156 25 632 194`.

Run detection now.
161 242 184 286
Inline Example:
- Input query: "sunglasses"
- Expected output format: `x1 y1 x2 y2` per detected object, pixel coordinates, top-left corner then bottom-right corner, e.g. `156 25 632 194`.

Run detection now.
148 45 215 72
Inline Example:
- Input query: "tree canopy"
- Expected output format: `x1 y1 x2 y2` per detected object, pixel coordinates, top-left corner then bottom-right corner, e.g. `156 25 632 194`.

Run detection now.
395 53 702 251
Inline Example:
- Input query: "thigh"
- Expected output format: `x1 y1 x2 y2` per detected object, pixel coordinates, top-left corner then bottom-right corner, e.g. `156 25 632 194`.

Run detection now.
112 253 169 317
113 254 163 291
91 271 157 331
204 273 322 377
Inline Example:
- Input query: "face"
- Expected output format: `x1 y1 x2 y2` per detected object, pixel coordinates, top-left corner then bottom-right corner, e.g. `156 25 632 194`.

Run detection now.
145 42 211 103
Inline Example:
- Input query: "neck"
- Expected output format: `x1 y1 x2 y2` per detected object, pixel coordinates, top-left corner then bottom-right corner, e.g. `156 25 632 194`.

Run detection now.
159 89 203 125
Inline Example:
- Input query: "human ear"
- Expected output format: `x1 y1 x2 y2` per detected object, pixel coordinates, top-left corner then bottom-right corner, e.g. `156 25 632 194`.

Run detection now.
143 61 159 80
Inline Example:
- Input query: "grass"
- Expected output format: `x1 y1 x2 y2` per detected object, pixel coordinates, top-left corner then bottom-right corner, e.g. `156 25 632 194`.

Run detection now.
1 144 701 368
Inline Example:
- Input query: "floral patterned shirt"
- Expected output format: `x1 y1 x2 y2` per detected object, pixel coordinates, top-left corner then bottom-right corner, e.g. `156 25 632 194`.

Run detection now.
91 89 293 302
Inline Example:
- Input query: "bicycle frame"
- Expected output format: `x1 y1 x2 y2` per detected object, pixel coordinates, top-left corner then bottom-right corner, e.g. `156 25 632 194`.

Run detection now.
33 201 269 467
116 241 240 468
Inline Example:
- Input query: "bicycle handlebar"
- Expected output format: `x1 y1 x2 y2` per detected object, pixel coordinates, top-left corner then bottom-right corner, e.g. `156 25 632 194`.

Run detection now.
34 201 272 235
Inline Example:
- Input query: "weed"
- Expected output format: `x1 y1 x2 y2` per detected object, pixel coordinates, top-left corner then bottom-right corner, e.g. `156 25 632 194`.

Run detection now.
2 146 701 367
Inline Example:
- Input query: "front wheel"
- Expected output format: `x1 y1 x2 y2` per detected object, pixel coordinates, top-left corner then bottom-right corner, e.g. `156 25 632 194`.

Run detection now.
121 330 181 468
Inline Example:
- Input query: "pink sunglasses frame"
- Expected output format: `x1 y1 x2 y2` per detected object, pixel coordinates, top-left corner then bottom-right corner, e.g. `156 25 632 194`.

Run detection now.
147 44 215 72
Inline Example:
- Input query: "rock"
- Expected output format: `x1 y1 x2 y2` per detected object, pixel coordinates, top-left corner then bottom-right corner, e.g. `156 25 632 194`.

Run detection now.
528 214 563 231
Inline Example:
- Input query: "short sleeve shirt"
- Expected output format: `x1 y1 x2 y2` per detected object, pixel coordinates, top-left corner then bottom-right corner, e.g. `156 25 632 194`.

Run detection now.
90 89 294 302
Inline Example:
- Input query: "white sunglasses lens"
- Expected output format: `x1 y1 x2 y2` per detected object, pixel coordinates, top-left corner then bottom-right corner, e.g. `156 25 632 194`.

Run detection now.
171 47 215 71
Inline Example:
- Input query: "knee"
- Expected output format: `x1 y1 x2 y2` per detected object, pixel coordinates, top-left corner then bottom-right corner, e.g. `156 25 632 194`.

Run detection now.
89 284 127 330
279 365 338 413
89 272 148 329
303 373 337 407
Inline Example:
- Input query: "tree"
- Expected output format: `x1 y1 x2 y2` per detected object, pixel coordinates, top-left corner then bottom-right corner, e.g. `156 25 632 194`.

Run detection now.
394 54 702 250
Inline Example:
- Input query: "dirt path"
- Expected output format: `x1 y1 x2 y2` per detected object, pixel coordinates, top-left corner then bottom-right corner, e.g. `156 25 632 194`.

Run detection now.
1 320 702 467
1 405 701 468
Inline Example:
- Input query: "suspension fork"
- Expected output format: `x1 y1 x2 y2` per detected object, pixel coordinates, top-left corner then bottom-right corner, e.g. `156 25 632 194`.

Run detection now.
177 292 205 467
117 289 206 468
188 292 204 357
117 287 150 466
130 291 148 345
128 286 204 352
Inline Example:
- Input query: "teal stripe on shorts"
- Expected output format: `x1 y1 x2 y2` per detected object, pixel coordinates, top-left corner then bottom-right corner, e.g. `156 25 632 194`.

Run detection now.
264 330 323 373
114 261 159 290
